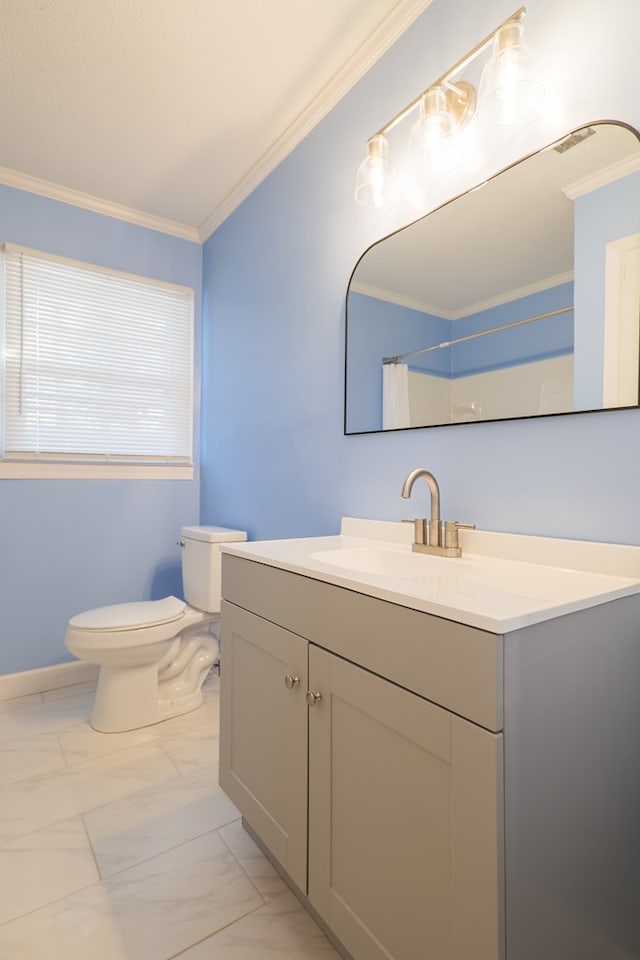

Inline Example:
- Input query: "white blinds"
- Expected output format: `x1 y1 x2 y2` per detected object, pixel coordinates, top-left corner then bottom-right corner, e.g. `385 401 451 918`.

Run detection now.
1 244 194 465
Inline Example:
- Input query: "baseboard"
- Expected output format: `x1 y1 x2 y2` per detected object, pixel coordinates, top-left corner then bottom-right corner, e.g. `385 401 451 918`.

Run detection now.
0 660 99 702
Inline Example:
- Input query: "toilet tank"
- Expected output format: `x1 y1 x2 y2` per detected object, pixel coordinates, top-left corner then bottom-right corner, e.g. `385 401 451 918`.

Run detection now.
181 525 247 612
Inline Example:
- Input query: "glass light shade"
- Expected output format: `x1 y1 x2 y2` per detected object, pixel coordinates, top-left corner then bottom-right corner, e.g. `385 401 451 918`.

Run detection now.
354 135 398 208
410 87 459 177
410 88 454 149
478 20 545 125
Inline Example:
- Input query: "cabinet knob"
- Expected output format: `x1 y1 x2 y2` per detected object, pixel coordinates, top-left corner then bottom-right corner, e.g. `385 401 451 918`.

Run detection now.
284 674 300 690
305 690 323 707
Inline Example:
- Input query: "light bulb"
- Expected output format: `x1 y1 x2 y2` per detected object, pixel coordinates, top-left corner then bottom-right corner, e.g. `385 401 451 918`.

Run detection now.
410 83 477 178
478 19 545 126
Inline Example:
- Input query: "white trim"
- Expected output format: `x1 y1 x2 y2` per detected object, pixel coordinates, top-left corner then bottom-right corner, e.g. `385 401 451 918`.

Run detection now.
199 0 434 240
603 233 640 408
349 271 574 320
0 463 194 480
0 165 201 243
349 280 450 317
449 271 575 320
0 660 98 703
562 154 640 201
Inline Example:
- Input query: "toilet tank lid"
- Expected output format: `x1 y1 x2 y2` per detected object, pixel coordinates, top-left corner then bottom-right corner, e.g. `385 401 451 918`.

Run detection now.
69 596 186 631
181 525 247 543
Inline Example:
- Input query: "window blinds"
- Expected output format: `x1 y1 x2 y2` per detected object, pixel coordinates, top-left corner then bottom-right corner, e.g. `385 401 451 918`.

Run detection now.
1 245 194 465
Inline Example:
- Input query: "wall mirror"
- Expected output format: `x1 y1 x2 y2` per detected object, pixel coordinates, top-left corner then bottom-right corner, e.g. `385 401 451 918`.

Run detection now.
345 121 640 434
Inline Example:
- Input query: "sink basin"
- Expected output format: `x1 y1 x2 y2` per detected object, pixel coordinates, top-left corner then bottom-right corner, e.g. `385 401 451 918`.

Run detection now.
311 546 452 580
310 544 638 606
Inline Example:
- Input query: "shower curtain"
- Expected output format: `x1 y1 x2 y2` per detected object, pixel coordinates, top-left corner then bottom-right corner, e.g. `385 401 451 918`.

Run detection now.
382 362 410 429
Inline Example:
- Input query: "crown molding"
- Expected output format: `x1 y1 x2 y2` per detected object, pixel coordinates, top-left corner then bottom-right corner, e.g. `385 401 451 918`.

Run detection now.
350 271 575 321
562 153 640 201
449 271 575 320
350 280 450 318
0 165 201 242
199 0 434 241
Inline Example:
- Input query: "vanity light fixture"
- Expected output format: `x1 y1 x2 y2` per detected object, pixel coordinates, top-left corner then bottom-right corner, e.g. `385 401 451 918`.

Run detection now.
354 6 544 207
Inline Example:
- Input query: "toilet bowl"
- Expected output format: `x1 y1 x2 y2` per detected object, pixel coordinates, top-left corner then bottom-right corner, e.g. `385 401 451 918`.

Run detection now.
64 525 247 732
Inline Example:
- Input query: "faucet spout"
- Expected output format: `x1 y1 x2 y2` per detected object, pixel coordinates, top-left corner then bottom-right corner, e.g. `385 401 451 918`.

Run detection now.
401 468 440 547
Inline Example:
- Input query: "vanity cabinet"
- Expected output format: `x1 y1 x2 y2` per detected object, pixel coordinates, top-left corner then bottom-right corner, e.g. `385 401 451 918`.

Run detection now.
307 645 503 960
220 555 505 960
219 528 640 960
219 602 308 892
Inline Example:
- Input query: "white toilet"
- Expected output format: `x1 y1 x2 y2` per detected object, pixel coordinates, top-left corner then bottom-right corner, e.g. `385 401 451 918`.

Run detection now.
65 525 247 733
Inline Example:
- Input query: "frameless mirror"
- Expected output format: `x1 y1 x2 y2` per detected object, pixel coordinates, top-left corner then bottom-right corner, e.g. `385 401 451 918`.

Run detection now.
345 121 640 433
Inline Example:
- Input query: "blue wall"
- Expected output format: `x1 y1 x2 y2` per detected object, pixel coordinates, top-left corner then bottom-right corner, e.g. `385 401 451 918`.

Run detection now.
0 188 202 673
201 0 640 549
346 292 450 432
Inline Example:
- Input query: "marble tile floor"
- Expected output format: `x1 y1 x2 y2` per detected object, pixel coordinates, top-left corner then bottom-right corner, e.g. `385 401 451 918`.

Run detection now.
0 675 340 959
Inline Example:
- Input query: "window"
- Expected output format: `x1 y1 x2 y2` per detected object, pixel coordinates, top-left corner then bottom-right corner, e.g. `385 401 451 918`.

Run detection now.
0 244 194 479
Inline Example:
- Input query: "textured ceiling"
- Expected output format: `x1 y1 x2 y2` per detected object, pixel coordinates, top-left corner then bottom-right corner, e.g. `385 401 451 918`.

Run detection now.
0 0 431 239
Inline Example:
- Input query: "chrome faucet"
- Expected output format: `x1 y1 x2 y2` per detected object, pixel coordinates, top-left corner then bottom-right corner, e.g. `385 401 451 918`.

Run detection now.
401 468 474 557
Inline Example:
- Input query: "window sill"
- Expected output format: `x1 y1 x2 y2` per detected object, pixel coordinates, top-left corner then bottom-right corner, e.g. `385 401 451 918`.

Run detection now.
0 463 194 480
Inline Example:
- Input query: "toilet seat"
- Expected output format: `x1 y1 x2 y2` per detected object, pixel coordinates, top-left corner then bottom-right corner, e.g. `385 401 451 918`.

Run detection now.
65 596 192 653
69 596 186 631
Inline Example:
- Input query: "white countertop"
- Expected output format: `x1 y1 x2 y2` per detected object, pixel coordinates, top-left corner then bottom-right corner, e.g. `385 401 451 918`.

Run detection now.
221 518 640 633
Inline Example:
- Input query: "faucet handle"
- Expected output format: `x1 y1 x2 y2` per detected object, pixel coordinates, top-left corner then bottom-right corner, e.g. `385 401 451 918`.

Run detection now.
402 517 429 545
444 520 476 550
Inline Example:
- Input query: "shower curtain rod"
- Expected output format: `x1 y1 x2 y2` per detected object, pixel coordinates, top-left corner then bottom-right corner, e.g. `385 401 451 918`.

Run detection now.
382 305 573 365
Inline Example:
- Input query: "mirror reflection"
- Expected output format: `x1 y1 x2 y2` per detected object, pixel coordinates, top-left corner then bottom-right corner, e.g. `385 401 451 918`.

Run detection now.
345 122 640 434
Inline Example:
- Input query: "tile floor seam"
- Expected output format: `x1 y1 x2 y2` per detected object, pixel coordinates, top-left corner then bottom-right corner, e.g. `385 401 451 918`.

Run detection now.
49 771 185 824
57 736 185 772
0 881 101 931
0 822 253 931
0 763 184 814
214 831 270 909
0 824 102 929
0 758 186 848
54 729 70 769
154 739 184 778
0 818 68 850
166 894 275 960
68 759 218 824
89 821 240 883
79 811 103 880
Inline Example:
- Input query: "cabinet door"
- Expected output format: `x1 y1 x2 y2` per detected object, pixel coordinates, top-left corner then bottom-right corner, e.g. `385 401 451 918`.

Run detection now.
308 646 504 960
219 601 308 892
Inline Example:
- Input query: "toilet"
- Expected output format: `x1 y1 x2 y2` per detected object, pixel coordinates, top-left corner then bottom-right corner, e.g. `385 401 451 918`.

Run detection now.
65 525 247 732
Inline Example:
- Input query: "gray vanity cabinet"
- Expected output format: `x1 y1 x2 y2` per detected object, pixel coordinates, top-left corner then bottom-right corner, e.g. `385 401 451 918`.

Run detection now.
220 555 505 960
220 545 640 960
307 644 503 960
218 601 308 892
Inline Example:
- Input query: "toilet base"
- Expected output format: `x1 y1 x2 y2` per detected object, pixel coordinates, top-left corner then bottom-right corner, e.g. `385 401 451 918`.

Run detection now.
90 629 217 733
91 661 163 732
91 666 209 733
